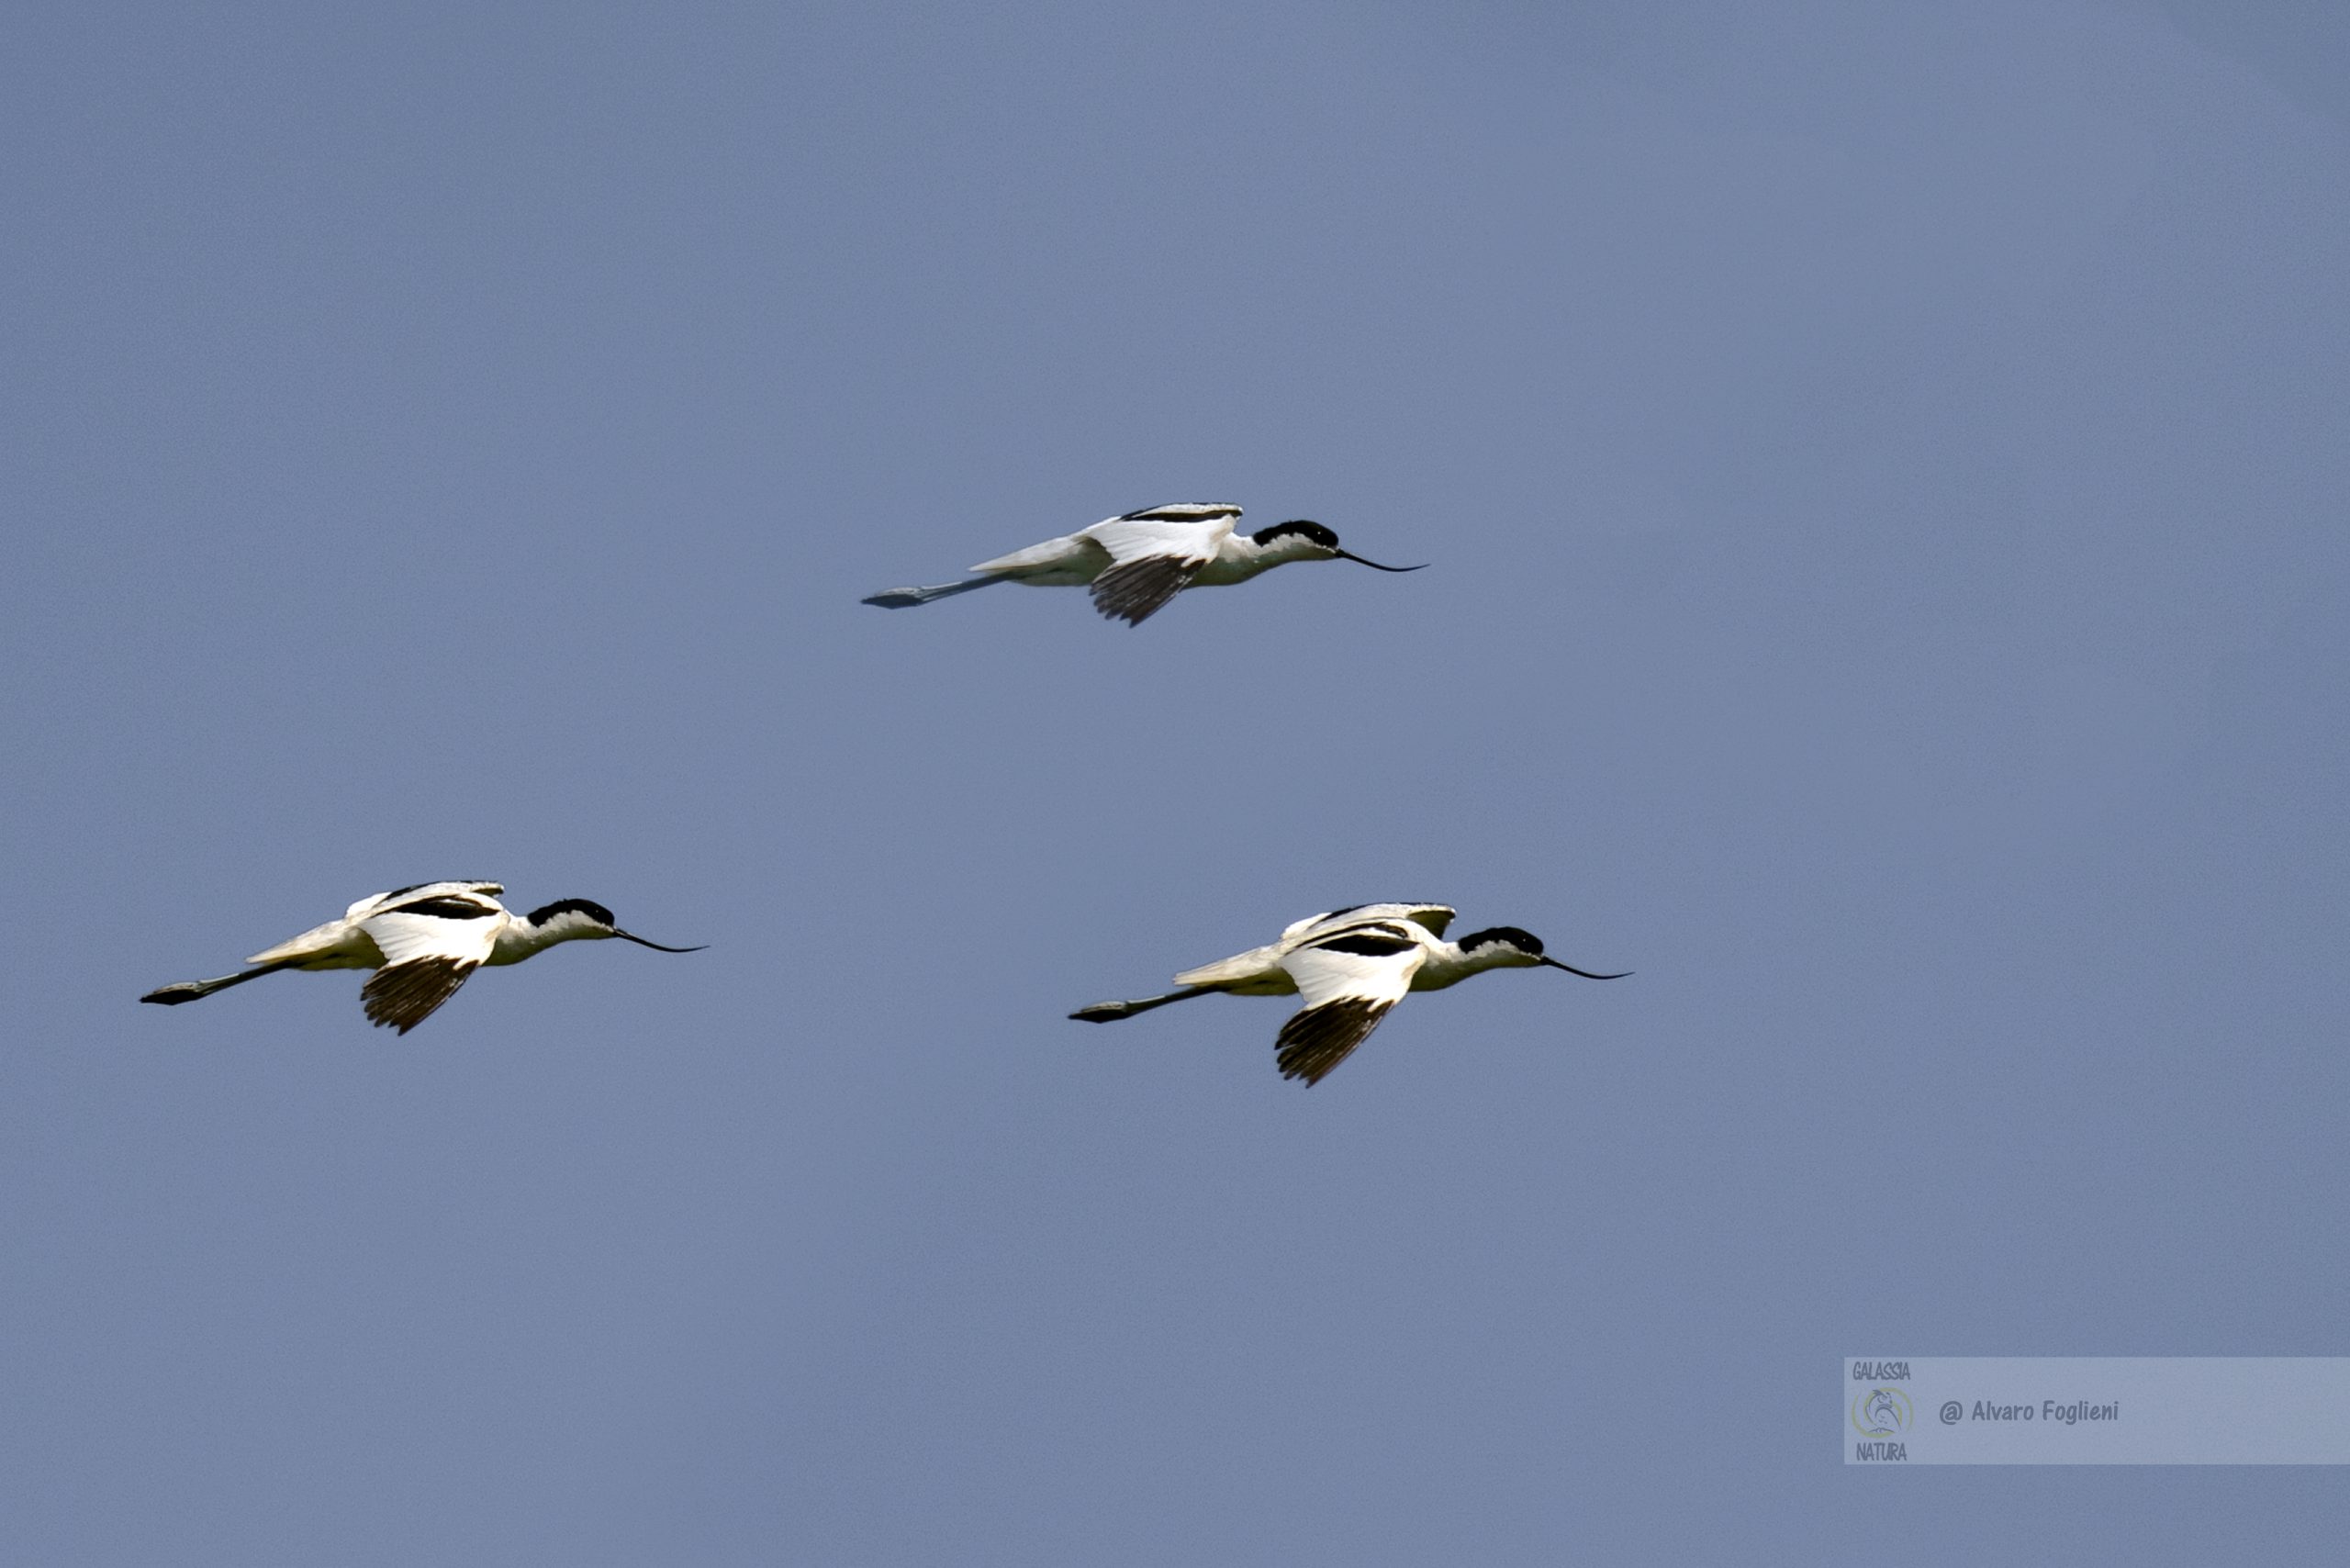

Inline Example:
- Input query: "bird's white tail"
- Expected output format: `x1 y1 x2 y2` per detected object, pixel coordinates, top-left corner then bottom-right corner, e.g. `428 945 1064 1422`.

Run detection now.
1172 944 1289 987
862 576 1008 610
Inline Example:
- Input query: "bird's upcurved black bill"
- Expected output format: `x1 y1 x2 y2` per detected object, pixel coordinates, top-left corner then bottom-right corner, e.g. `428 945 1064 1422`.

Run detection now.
1336 550 1427 573
1540 958 1630 980
616 931 709 953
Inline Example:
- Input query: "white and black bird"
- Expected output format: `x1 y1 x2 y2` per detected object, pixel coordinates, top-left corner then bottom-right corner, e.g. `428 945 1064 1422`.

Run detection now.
1071 903 1628 1085
862 502 1425 626
139 881 705 1034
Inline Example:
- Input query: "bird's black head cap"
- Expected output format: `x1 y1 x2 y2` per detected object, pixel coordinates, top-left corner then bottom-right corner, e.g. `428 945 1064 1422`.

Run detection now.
527 898 615 927
1252 520 1338 550
1460 925 1544 955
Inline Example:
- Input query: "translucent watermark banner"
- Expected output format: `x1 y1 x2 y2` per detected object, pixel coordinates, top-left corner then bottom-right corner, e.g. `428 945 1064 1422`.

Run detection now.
1844 1358 2350 1464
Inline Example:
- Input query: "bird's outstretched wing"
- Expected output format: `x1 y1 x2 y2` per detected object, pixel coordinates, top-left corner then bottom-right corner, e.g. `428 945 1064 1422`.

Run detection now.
343 881 503 922
1279 903 1456 943
1081 504 1242 625
1272 922 1428 1084
353 901 504 1034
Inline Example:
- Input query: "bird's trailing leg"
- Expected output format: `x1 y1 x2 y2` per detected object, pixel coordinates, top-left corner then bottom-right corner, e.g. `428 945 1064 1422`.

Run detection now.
1069 986 1216 1023
861 575 1011 610
140 958 303 1006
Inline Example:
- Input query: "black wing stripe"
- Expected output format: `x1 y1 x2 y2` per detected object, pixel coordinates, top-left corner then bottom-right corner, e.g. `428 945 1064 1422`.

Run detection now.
1119 504 1241 522
1274 999 1394 1085
386 895 499 920
379 881 498 902
361 958 479 1035
1089 554 1204 625
1309 931 1418 958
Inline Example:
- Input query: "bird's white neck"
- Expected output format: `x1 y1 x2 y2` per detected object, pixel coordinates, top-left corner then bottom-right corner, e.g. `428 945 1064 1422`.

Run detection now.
487 911 605 965
1412 941 1529 991
1201 532 1323 585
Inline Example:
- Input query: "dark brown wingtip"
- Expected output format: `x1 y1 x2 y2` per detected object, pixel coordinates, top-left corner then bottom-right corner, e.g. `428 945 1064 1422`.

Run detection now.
360 958 477 1034
1088 555 1203 625
1273 998 1393 1086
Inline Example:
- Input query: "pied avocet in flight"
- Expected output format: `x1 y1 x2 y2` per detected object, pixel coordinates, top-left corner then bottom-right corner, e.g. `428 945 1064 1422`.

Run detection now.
1071 903 1628 1084
139 881 705 1033
862 502 1425 626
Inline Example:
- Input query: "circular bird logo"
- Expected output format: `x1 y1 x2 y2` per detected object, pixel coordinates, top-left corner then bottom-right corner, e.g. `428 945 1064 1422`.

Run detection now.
1852 1387 1913 1437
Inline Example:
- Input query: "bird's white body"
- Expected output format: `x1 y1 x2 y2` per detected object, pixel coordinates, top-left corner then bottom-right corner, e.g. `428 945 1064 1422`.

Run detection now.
140 881 703 1033
864 503 1423 625
967 508 1320 588
1072 904 1628 1084
1167 904 1464 994
245 882 599 970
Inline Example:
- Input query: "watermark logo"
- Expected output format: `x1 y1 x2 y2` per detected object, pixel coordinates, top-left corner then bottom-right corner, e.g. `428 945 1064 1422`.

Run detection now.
1848 1358 2350 1464
1852 1387 1912 1438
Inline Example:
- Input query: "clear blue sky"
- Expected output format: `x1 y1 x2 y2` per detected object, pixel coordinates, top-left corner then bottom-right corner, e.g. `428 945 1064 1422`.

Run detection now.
5 2 2346 1562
